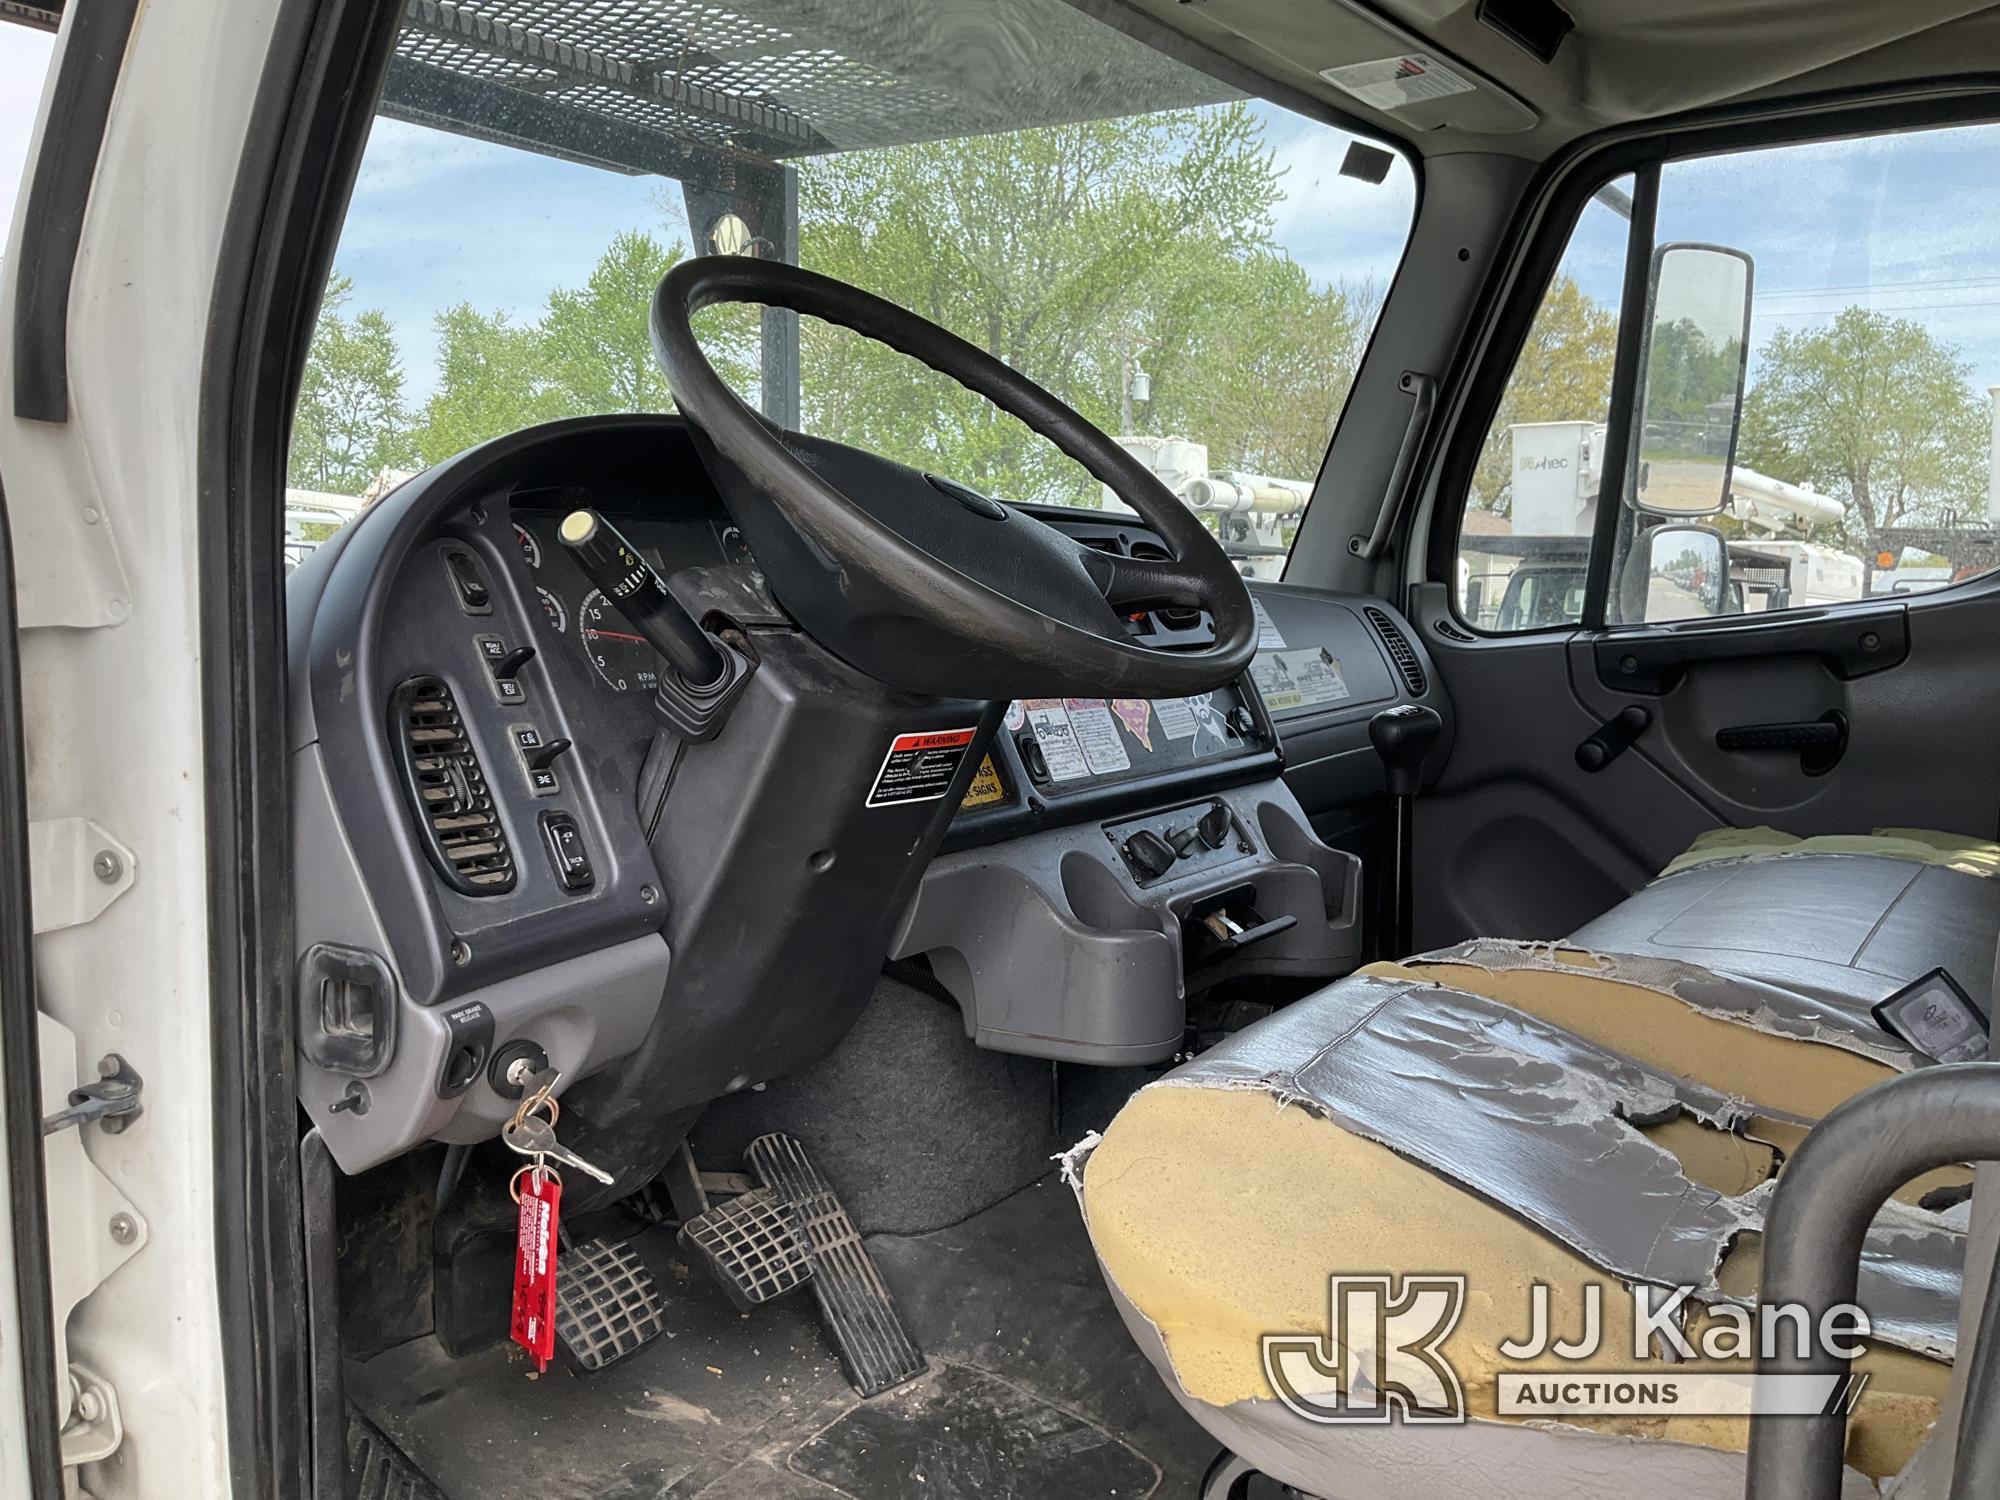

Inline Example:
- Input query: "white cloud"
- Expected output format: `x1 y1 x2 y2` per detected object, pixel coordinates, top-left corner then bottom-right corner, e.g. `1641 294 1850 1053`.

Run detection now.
0 26 57 236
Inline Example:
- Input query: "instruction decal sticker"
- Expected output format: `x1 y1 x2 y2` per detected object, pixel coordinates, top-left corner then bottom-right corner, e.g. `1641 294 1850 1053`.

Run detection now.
866 727 979 808
1320 54 1476 112
1252 648 1353 711
1065 699 1133 775
1024 700 1091 782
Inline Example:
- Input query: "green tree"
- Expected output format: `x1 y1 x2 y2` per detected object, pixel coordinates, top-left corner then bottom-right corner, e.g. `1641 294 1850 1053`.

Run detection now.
795 104 1327 504
290 274 414 493
1471 275 1621 515
1138 251 1375 482
1738 307 1989 554
408 304 553 466
542 230 686 415
1641 317 1741 432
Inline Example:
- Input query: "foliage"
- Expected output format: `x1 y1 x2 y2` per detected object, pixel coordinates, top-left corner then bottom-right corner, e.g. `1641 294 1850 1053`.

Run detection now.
1737 307 1990 551
792 103 1359 503
409 304 553 466
1641 317 1742 432
1470 275 1621 515
289 276 414 493
288 105 1392 515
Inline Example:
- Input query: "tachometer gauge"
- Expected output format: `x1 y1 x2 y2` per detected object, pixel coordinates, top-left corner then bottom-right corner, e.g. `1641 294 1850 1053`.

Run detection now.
535 585 567 636
578 588 660 693
513 523 542 569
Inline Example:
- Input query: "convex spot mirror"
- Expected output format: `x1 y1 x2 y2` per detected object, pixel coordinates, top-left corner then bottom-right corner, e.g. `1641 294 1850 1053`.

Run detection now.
1643 522 1729 619
1626 242 1754 519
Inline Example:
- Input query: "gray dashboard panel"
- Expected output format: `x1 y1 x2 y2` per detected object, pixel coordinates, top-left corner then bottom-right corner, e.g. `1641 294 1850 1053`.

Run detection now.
1247 583 1455 819
293 741 669 1173
891 778 1361 1064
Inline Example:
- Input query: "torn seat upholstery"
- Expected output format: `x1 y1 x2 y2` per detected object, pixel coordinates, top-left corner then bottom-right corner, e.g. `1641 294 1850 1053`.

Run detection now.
1072 975 1961 1499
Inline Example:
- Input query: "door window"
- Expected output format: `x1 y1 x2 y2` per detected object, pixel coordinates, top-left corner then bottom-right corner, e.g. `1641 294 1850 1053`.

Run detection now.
1453 178 1633 632
1454 120 2000 634
1608 123 2000 623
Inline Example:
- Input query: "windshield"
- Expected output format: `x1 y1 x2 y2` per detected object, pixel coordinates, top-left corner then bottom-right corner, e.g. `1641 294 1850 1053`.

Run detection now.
293 0 1414 573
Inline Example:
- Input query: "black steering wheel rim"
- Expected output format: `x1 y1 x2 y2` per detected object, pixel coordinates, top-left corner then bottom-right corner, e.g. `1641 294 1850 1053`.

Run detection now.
650 257 1258 700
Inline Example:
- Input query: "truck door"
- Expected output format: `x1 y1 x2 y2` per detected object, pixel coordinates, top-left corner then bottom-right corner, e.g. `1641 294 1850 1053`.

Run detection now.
1408 120 2000 948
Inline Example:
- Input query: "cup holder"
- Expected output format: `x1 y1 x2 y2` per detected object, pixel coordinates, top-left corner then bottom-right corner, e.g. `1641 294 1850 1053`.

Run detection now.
1060 850 1169 936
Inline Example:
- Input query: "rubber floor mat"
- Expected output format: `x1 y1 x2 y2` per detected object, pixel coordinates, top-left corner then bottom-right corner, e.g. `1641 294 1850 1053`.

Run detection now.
789 1362 1158 1498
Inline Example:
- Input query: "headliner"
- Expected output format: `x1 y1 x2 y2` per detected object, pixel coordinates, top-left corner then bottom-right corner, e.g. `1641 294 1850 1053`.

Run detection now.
1110 0 2000 158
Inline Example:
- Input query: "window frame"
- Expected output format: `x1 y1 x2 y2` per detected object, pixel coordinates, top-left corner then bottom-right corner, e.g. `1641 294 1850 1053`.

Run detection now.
1427 80 2000 638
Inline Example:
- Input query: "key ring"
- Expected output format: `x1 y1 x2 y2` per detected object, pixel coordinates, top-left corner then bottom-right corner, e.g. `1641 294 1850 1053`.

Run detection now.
509 1160 564 1203
509 1089 561 1134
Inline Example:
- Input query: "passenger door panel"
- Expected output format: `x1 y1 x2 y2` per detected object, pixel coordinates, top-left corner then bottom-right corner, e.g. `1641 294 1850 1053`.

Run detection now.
1569 579 2000 839
1407 583 1712 947
1408 578 2000 950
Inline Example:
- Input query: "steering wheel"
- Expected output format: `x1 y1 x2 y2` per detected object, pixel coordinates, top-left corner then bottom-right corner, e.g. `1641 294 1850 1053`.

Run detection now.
651 258 1259 702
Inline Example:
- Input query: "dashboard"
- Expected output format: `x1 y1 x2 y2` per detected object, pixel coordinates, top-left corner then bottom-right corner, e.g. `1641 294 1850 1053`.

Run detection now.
286 415 1450 1180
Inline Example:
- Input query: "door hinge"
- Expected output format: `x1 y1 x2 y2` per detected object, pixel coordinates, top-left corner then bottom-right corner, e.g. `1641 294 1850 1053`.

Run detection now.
40 1054 143 1136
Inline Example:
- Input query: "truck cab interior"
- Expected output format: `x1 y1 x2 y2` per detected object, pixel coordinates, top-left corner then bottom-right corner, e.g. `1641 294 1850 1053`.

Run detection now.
9 1 2000 1498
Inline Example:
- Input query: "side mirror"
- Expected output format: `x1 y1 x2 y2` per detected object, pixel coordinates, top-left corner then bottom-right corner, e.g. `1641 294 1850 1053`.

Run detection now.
1626 242 1754 518
1644 522 1729 619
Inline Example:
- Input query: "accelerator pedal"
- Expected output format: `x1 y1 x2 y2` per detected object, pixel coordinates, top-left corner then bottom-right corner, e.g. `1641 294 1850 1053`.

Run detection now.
553 1236 666 1372
746 1132 926 1397
678 1186 816 1311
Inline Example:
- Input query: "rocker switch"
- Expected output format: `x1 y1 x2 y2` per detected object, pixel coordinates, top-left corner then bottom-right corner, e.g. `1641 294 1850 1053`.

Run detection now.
540 812 594 892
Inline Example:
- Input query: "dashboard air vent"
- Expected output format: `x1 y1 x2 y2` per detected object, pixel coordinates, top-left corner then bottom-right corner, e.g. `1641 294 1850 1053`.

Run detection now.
390 677 516 895
1364 607 1428 697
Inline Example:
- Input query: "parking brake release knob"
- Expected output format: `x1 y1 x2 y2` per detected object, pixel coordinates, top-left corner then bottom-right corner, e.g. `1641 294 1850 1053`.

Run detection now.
1368 704 1443 799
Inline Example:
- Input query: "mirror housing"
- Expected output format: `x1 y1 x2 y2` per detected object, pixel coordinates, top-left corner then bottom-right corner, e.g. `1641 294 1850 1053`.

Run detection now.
1643 522 1729 619
1626 242 1754 518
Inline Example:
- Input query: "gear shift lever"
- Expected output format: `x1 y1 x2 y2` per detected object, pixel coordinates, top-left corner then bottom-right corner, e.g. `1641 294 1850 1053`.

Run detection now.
1369 704 1443 957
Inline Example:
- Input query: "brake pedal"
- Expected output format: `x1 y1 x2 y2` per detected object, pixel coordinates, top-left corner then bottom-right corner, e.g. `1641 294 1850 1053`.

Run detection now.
553 1236 666 1372
678 1186 816 1311
745 1133 925 1397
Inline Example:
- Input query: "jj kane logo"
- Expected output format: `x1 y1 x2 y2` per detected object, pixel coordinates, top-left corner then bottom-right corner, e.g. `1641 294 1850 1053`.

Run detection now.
1262 1276 1874 1424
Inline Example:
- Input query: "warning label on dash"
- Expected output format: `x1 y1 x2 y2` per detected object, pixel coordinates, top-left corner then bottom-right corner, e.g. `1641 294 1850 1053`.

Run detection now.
866 727 980 808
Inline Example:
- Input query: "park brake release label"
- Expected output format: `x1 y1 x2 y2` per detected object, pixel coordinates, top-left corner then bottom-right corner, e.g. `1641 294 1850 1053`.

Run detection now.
866 728 979 808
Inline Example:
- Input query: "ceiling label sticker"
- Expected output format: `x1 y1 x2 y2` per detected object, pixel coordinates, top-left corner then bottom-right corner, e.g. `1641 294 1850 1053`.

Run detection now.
1320 54 1476 112
1110 699 1155 753
1024 701 1091 782
866 727 979 808
1252 596 1286 650
1065 699 1133 775
1252 647 1353 712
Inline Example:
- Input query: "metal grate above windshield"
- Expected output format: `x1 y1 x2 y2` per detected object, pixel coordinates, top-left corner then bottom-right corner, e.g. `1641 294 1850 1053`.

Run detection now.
382 0 1241 172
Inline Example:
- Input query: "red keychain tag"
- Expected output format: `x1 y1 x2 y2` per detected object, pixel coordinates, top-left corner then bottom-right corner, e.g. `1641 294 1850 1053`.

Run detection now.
510 1167 562 1370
